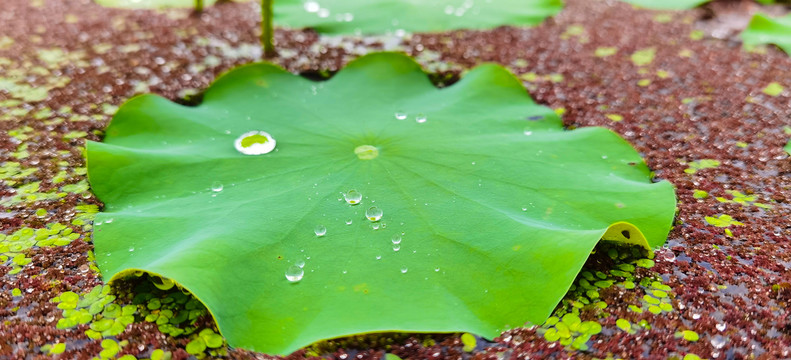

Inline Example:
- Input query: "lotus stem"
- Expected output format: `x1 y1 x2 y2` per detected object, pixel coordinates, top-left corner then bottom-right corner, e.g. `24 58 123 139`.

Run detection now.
195 0 203 12
261 0 276 58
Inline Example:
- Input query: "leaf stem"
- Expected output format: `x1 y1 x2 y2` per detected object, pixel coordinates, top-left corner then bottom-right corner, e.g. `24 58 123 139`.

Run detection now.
195 0 203 12
261 0 276 58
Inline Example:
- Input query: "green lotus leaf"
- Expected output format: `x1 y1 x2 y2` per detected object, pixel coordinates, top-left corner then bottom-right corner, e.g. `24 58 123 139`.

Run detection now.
741 13 791 56
86 52 676 354
93 0 562 34
618 0 710 10
274 0 563 34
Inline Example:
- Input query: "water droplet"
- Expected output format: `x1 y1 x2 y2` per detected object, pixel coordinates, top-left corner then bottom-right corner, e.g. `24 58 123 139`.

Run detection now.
211 181 223 192
318 8 330 18
376 255 382 260
415 114 427 123
392 244 401 252
601 155 608 159
295 260 305 268
344 190 362 205
400 267 408 273
523 129 533 136
234 131 276 155
285 266 304 282
129 247 135 252
710 335 727 349
391 234 402 244
314 225 327 237
395 111 407 120
345 219 353 225
372 223 380 230
303 0 319 12
692 313 701 319
105 218 114 223
435 267 440 272
521 207 528 211
366 206 383 222
716 323 726 332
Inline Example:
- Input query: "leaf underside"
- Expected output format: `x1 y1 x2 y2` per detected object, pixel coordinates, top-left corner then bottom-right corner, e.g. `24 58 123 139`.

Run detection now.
741 13 791 56
87 52 676 354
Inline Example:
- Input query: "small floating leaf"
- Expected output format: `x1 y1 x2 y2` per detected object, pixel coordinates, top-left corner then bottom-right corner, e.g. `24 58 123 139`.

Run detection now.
741 13 791 56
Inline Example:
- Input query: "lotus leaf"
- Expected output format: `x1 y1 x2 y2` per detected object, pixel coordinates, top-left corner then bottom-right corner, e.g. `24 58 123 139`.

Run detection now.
87 52 676 354
274 0 563 34
741 13 791 56
93 0 562 34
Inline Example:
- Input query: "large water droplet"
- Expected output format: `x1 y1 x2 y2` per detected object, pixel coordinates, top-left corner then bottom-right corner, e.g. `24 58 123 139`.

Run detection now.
234 131 276 155
366 206 383 222
415 114 427 123
314 225 327 237
344 190 362 205
391 234 402 244
395 111 407 120
211 181 223 192
285 266 304 282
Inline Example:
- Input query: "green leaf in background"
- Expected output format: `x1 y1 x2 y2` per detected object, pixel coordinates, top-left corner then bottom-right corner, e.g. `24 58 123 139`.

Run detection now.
87 52 676 354
618 0 710 10
741 13 791 56
274 0 563 34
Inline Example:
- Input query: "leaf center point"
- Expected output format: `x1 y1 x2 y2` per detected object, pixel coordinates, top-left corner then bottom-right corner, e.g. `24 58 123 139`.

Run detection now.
354 145 379 160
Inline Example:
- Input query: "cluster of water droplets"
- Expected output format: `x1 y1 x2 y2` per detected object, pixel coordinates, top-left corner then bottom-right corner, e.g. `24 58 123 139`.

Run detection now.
394 111 427 124
443 0 476 17
303 0 353 21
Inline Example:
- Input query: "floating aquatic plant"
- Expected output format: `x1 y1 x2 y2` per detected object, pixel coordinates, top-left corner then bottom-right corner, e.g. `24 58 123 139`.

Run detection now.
741 13 791 56
86 52 676 354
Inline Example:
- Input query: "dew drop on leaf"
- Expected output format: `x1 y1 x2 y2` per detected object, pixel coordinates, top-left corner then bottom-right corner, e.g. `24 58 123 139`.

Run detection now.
345 219 352 225
523 128 533 136
394 111 407 120
401 267 408 274
391 234 402 244
344 190 362 205
295 260 305 268
285 266 304 282
314 225 327 237
303 1 319 12
234 131 276 155
211 181 223 192
392 244 401 252
366 206 383 222
415 114 427 123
